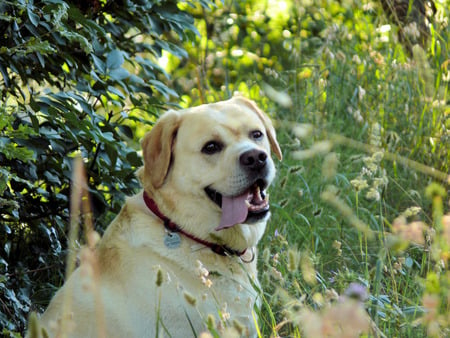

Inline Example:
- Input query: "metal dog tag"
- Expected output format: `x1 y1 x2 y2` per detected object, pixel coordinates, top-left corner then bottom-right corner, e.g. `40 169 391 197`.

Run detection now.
164 232 181 249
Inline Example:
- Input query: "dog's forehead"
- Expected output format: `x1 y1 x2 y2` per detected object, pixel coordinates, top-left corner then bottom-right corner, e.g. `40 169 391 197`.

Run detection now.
179 102 263 133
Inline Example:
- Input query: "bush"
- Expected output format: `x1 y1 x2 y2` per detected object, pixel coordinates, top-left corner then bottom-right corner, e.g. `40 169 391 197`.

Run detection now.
0 0 211 334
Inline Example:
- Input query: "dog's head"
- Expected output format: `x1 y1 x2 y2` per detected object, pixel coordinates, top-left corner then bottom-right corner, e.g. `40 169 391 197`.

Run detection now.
139 96 282 250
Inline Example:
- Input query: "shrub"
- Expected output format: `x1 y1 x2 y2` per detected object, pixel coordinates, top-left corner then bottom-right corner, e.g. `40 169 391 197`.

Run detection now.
0 0 211 334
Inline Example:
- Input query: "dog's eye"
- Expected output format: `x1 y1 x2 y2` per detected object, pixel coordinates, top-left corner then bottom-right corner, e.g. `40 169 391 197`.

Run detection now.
202 141 223 155
250 130 264 140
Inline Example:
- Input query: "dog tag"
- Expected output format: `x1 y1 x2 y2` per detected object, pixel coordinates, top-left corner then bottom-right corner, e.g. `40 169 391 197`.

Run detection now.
164 232 181 249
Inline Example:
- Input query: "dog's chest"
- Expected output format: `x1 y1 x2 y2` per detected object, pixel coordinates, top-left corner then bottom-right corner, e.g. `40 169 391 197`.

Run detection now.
122 245 259 336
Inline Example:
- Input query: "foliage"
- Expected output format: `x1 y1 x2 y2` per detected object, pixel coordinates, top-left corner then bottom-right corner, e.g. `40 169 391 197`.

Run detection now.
0 0 211 333
1 0 449 337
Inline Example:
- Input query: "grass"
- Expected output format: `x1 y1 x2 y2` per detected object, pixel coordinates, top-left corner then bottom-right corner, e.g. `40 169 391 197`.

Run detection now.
253 16 449 337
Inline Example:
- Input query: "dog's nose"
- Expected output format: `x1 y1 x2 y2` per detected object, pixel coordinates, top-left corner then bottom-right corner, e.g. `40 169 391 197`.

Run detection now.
240 149 267 171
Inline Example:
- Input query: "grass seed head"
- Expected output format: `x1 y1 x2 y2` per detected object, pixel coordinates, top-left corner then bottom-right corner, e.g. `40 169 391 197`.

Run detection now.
206 314 216 329
155 267 163 287
183 291 197 306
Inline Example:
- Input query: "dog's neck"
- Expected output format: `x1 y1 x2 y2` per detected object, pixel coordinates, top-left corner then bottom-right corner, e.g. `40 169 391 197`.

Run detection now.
143 191 253 260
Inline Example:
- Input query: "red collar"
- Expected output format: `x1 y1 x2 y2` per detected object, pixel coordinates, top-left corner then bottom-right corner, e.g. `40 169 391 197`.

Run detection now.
143 191 246 257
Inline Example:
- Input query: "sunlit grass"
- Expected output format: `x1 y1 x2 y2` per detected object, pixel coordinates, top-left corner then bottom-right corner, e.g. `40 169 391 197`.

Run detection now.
254 17 449 337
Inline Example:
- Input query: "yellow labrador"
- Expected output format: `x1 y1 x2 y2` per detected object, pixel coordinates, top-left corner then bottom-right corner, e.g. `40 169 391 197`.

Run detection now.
33 96 282 337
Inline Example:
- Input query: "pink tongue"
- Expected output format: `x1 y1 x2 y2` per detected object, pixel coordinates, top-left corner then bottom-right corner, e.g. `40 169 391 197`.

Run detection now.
215 192 249 231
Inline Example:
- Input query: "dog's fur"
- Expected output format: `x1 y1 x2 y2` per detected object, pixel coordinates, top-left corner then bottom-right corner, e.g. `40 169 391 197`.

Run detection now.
34 96 282 337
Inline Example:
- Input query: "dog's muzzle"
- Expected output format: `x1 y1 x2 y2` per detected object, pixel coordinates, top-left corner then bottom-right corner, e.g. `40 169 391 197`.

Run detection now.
206 147 273 231
205 178 270 231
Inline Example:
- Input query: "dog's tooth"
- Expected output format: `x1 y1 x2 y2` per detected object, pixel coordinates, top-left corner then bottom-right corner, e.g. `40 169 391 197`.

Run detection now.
261 190 266 200
245 200 251 208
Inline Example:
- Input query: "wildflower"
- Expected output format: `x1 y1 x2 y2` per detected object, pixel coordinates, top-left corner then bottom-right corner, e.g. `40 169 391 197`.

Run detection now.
357 86 366 101
298 68 313 79
402 206 422 218
272 253 279 265
360 166 373 177
370 50 385 65
202 276 213 288
369 122 382 147
403 22 420 39
221 303 231 321
264 67 279 79
270 267 283 280
443 71 450 82
393 262 402 272
344 282 369 302
332 240 342 256
352 54 361 64
365 187 380 201
350 178 369 192
325 288 339 302
196 260 213 287
362 156 378 172
332 240 341 250
373 176 388 189
352 109 364 123
372 151 384 163
196 260 209 278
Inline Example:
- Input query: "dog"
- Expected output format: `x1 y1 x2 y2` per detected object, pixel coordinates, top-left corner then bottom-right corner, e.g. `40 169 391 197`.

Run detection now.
32 95 282 337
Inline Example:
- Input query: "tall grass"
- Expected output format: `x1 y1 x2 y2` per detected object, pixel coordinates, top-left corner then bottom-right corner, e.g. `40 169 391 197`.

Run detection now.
254 4 449 336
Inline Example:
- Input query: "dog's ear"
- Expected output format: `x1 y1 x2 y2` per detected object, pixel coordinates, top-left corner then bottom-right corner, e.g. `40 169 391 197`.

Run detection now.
141 111 180 188
232 96 283 161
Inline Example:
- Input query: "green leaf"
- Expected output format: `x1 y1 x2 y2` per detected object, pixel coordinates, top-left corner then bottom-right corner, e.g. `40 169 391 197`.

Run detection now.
59 30 93 54
118 125 133 139
27 6 39 27
92 55 106 74
106 50 124 70
109 67 130 80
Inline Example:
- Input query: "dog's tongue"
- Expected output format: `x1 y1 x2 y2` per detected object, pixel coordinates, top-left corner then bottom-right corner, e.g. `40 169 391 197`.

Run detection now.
215 192 249 231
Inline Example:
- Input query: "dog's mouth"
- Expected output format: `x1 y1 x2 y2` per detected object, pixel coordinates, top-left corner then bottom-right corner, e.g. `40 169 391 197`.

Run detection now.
205 179 270 231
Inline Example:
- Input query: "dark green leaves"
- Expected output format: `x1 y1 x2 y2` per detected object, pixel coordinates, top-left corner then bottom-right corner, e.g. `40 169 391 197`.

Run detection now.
0 0 214 333
106 50 125 70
